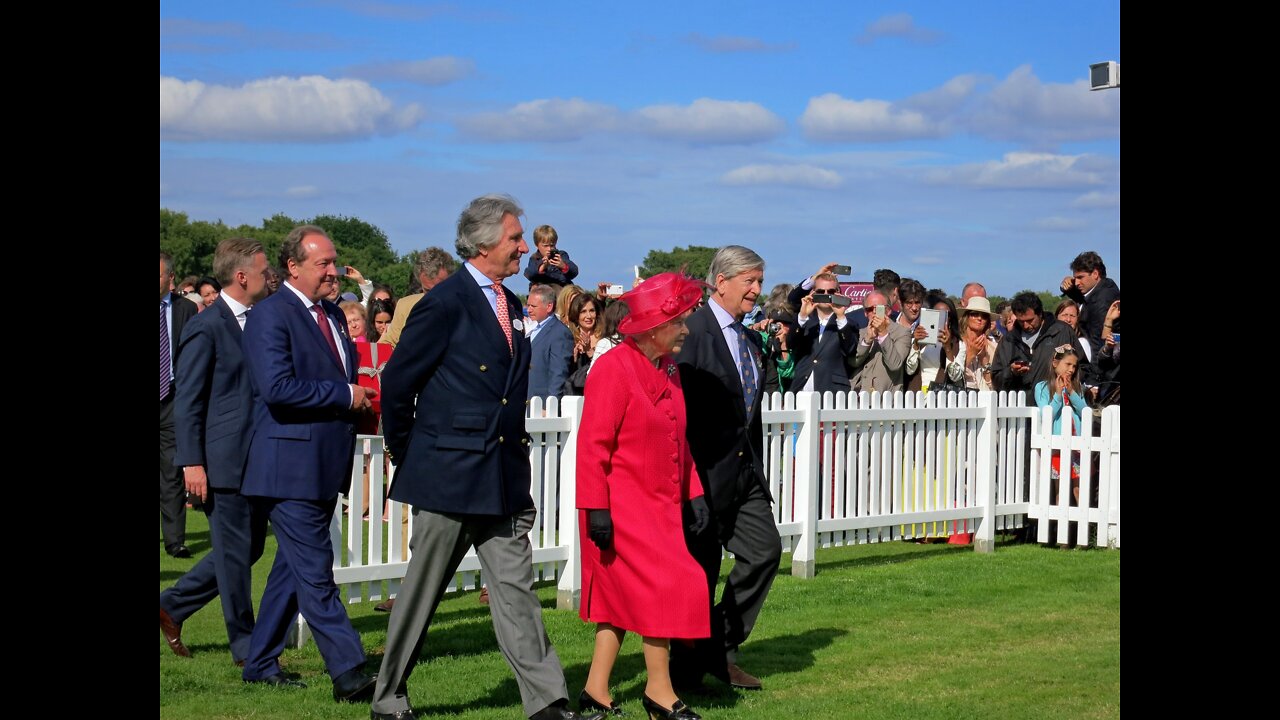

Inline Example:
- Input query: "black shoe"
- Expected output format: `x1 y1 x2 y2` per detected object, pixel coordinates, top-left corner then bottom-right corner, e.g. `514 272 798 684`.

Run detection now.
578 689 624 716
166 544 192 558
245 673 306 689
371 710 418 720
333 668 377 702
641 695 701 720
531 699 604 720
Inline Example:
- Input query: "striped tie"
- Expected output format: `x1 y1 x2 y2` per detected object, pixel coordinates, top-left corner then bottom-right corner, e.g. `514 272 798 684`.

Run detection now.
160 301 171 401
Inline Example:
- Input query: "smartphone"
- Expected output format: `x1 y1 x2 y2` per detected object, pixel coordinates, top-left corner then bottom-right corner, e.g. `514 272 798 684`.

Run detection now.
811 293 833 304
607 283 625 297
335 265 348 277
830 294 852 308
1111 333 1120 344
831 264 851 275
875 305 886 319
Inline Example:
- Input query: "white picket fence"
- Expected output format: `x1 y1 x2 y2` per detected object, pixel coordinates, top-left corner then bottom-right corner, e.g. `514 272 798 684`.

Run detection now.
326 391 1119 609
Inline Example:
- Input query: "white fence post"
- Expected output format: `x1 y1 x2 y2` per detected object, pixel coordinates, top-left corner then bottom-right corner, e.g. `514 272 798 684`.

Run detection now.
556 396 584 609
974 391 998 553
791 391 820 578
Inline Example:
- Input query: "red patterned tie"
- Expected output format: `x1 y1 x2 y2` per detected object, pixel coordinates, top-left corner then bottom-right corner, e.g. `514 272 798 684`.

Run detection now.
492 283 513 355
311 305 343 368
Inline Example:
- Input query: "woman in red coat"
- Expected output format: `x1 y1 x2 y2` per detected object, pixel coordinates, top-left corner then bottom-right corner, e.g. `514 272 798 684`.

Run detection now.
577 273 712 720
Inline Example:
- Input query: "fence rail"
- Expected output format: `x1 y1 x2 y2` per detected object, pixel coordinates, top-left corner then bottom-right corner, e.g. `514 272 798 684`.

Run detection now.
327 390 1118 608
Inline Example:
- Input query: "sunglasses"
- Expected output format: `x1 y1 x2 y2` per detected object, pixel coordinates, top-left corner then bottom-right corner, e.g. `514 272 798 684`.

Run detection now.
1053 344 1075 358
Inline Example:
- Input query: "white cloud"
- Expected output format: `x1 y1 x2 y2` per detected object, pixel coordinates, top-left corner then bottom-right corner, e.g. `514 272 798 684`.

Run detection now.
457 98 621 142
458 97 782 145
285 185 321 198
721 164 843 189
683 32 795 53
345 56 475 86
924 152 1109 189
800 93 944 142
1072 191 1120 209
970 65 1120 145
900 74 980 117
855 13 944 46
160 75 424 142
1030 216 1087 232
635 99 784 144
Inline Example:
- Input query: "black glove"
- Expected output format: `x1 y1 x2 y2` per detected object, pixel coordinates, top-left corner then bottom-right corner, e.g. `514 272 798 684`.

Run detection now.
688 496 711 535
588 509 613 550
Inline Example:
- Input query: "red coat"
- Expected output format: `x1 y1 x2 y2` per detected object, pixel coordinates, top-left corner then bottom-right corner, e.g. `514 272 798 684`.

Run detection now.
576 338 709 639
354 342 394 435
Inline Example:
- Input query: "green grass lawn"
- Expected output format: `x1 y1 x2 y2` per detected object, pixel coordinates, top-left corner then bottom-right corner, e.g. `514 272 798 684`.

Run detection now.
161 513 1119 719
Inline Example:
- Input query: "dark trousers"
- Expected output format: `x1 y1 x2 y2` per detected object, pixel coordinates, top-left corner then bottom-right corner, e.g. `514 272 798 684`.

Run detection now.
681 480 782 675
242 497 365 682
158 397 187 551
159 489 268 661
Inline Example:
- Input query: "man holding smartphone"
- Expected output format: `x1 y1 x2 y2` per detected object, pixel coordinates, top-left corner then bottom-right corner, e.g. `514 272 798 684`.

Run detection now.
786 262 868 331
990 292 1075 402
790 272 858 393
849 291 911 392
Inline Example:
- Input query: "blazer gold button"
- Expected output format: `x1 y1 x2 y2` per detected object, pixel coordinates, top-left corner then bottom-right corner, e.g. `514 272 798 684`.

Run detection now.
737 451 744 457
501 398 508 405
499 436 505 443
480 364 488 372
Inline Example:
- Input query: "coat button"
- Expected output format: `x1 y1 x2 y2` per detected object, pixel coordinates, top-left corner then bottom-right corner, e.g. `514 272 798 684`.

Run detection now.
480 364 488 372
670 453 679 463
737 451 744 457
501 398 508 405
499 436 505 443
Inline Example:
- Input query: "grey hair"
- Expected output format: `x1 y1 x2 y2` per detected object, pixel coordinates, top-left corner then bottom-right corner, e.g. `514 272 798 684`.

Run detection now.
414 246 456 281
159 250 174 277
528 284 557 306
455 194 524 260
706 245 765 285
280 224 330 270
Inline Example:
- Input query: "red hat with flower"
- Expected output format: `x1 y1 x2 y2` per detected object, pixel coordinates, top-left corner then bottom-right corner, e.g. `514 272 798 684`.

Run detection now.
616 272 706 335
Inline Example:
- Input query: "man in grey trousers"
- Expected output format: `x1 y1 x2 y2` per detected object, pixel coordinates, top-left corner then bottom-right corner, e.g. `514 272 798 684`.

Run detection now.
372 194 599 720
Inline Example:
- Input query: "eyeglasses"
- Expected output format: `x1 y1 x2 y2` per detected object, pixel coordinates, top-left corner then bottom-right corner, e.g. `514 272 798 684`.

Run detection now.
813 288 840 294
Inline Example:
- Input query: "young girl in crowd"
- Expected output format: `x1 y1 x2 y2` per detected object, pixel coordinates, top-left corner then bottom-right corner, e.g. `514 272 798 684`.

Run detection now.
1034 345 1088 504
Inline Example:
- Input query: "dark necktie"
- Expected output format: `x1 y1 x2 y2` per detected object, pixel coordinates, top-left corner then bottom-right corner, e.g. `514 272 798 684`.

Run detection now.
734 322 757 414
160 301 170 401
311 305 343 369
492 283 513 356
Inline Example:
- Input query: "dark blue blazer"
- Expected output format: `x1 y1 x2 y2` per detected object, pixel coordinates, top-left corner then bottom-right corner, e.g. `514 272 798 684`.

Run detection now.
527 315 574 401
241 287 358 501
381 268 533 516
173 296 257 490
789 314 857 393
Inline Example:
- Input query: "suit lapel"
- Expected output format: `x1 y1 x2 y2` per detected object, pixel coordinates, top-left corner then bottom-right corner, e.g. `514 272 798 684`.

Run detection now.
696 306 748 422
460 275 512 361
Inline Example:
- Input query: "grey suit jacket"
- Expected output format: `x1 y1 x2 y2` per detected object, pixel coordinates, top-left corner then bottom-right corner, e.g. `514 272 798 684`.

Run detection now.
849 321 912 392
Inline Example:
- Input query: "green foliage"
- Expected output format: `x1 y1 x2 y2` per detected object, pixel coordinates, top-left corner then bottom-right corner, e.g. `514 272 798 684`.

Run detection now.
160 209 417 297
639 245 719 281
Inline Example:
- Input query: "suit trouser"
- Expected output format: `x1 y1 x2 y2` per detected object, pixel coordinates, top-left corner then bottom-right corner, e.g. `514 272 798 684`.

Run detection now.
683 480 782 671
159 489 268 661
372 507 566 716
158 397 187 550
242 497 365 681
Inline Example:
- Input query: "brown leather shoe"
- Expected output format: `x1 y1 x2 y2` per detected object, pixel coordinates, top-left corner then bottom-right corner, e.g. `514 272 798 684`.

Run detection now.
478 586 489 605
374 598 395 613
726 663 761 690
159 607 191 658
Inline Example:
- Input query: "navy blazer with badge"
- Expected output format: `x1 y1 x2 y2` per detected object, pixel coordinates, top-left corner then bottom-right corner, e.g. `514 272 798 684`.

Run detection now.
789 313 858 394
241 286 359 501
381 266 533 516
174 296 257 488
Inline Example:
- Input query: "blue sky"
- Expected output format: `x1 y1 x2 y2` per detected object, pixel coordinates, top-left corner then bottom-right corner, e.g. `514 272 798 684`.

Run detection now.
160 1 1120 295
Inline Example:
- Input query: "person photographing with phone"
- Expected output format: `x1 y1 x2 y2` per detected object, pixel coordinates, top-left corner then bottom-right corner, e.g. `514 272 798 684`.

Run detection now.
791 272 858 393
525 224 580 287
990 292 1076 402
849 290 911 392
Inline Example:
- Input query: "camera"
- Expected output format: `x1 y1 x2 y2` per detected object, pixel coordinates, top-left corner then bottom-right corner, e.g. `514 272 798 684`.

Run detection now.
767 322 782 335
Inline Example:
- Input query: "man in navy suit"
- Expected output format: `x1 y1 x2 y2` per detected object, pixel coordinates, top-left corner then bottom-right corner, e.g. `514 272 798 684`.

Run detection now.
675 245 781 692
239 225 377 701
372 196 593 720
526 284 574 401
789 272 858 394
160 238 272 663
161 251 198 558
